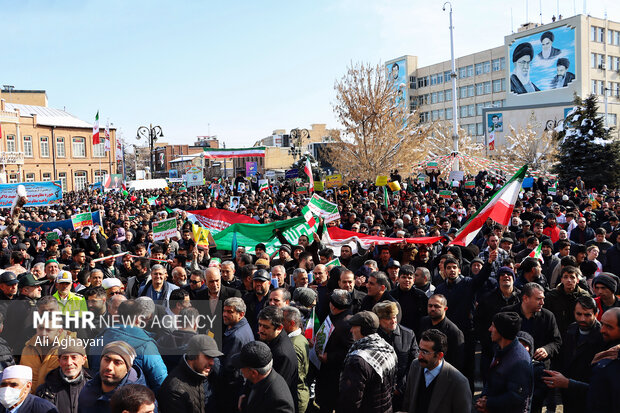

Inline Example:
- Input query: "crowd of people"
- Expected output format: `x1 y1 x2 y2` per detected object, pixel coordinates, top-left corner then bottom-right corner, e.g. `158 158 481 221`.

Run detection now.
0 169 618 413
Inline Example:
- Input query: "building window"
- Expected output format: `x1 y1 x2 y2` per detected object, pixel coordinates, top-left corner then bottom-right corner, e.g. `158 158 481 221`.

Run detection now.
493 79 502 93
437 73 443 84
492 58 501 71
592 26 605 42
493 100 504 107
73 137 86 158
468 124 476 136
40 136 49 158
42 173 51 182
477 123 484 136
25 173 35 182
23 136 32 157
59 172 67 192
483 61 491 73
484 81 492 94
599 80 606 96
8 174 18 184
94 170 106 184
430 74 437 85
445 107 453 120
475 63 483 76
476 83 484 96
93 142 105 158
476 103 484 116
592 80 598 94
409 76 417 89
605 113 617 126
431 92 438 104
56 137 65 158
437 109 445 120
460 106 468 118
445 89 452 101
444 71 452 81
437 91 444 103
459 86 467 99
468 104 475 117
467 85 475 97
6 135 16 152
74 171 88 191
459 67 467 78
467 65 474 77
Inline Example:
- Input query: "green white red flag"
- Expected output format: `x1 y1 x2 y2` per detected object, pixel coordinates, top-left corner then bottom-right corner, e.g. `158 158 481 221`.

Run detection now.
450 165 528 246
304 307 320 341
383 186 389 209
302 205 316 228
92 111 100 145
258 179 269 192
527 242 543 262
104 119 111 152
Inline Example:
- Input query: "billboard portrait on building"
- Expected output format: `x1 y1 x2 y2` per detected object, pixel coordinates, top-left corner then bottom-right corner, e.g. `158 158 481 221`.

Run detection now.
509 25 576 94
387 59 407 104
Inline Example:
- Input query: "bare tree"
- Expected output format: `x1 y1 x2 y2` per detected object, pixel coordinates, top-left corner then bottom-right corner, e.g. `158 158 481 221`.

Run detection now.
330 62 432 180
497 124 557 175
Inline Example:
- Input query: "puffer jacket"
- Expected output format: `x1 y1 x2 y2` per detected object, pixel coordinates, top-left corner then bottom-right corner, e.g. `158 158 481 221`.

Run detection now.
36 367 93 413
77 366 146 413
88 326 167 392
157 356 208 413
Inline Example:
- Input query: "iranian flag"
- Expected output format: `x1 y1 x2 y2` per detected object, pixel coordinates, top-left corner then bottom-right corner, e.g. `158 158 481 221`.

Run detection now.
302 205 316 228
92 111 100 145
304 308 320 341
304 158 314 192
489 131 495 151
203 147 265 158
527 242 543 262
450 165 528 246
258 179 269 192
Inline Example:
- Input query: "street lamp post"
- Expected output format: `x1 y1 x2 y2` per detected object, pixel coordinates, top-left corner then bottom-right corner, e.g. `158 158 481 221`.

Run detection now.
443 2 460 172
136 124 163 178
288 128 309 163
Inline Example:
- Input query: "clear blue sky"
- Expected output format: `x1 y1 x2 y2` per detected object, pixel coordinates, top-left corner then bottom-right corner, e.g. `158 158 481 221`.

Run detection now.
2 0 618 148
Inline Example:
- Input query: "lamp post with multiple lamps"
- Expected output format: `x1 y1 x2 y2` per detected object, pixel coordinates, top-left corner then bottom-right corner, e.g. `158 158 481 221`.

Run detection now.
443 2 460 172
288 128 309 163
136 124 163 178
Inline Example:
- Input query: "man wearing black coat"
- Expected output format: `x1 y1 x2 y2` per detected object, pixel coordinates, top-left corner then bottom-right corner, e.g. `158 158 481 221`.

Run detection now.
389 265 428 335
193 267 241 320
501 283 562 365
157 335 223 413
234 341 294 413
419 294 465 372
257 306 298 409
243 270 271 337
556 296 605 413
359 271 402 320
315 290 353 413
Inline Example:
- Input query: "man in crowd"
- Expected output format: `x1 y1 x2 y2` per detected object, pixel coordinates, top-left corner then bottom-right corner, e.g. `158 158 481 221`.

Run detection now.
390 264 428 334
0 365 58 413
338 311 397 413
401 329 471 413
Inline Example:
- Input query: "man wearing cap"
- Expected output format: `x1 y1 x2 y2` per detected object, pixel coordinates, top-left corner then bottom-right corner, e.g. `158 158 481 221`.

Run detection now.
157 334 223 413
338 310 397 413
53 271 87 316
0 272 19 316
2 272 46 356
242 269 271 337
315 289 353 413
373 301 418 411
476 312 533 413
78 341 146 413
592 273 620 319
271 244 293 268
35 345 92 413
234 341 295 413
0 365 58 413
102 277 124 299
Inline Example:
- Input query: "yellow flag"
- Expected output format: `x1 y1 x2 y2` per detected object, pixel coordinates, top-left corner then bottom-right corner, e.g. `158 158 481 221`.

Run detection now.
192 224 210 248
387 181 401 191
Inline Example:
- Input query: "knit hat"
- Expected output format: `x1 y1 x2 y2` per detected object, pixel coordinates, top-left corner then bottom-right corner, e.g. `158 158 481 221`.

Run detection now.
279 244 292 254
102 341 137 368
497 266 515 280
231 341 272 369
293 287 317 308
516 331 535 357
593 273 619 294
492 312 521 340
59 344 86 357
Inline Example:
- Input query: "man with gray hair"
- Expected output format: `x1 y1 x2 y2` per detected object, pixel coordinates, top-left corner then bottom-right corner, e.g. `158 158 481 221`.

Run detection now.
413 266 435 298
283 306 310 413
137 264 178 309
234 341 294 412
291 268 309 290
221 297 254 412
